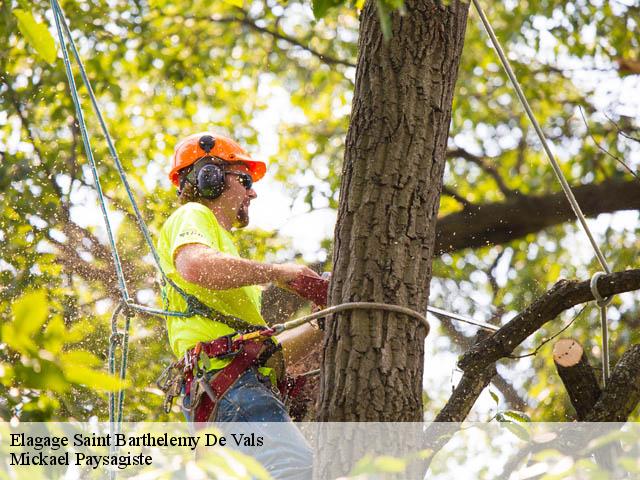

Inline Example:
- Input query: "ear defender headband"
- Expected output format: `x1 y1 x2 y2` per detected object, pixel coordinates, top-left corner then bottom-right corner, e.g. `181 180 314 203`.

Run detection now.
178 135 227 199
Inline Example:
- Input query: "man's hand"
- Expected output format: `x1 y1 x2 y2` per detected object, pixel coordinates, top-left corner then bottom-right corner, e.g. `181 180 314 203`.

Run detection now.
272 263 321 285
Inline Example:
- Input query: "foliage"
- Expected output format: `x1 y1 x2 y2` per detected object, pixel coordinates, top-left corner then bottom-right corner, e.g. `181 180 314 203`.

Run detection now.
0 289 126 420
1 0 639 426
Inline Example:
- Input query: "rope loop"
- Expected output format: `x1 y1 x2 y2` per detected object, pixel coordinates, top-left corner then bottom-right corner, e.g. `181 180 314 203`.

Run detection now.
109 332 122 346
590 272 613 308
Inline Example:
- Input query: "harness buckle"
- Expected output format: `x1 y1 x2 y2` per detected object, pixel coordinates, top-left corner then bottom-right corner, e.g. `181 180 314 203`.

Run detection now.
218 335 244 359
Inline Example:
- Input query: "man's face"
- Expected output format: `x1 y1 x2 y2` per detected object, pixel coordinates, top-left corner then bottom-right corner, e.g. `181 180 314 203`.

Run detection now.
221 163 257 228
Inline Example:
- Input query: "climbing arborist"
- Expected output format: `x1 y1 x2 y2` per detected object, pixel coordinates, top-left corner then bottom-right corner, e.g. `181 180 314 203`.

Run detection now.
156 132 322 478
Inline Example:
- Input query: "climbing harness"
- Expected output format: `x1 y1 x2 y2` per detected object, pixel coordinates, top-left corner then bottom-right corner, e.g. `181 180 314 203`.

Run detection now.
472 0 616 385
160 333 282 423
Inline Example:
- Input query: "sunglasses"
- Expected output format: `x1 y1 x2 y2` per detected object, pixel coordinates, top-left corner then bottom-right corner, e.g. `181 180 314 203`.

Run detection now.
225 170 253 190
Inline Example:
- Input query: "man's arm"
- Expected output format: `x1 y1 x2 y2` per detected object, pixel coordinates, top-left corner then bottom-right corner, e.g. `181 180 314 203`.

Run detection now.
174 243 320 290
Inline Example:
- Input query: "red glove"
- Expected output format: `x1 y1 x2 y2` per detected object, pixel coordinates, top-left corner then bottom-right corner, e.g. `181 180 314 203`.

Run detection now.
287 273 330 307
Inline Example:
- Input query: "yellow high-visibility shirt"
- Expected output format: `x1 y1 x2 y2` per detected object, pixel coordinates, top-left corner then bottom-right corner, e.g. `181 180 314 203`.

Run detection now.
156 202 266 369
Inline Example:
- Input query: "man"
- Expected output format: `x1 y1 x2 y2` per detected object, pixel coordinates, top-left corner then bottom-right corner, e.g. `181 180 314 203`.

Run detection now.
156 132 322 478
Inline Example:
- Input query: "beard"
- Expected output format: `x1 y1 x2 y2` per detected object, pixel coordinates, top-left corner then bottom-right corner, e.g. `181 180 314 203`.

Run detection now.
234 202 250 227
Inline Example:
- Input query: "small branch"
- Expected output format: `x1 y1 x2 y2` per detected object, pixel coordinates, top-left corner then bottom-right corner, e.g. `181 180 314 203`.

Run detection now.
458 269 640 374
177 11 356 69
441 186 473 209
578 106 640 182
508 304 587 360
603 112 640 143
490 374 527 412
446 148 517 198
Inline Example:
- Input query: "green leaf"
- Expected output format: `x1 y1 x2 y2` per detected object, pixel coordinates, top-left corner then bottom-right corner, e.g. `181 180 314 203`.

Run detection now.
60 350 102 368
503 410 531 423
222 0 244 7
60 350 129 391
500 419 531 442
3 290 49 354
63 364 129 392
13 9 57 65
42 316 66 354
373 456 407 473
12 289 48 331
490 390 500 406
312 0 342 19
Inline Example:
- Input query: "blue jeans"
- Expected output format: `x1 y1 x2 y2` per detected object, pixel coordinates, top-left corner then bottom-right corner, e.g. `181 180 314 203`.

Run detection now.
184 367 313 480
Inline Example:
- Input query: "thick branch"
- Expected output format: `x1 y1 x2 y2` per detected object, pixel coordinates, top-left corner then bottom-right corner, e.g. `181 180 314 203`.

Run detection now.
434 366 496 422
422 365 496 472
553 338 601 420
585 344 640 421
435 179 640 254
458 269 640 374
440 319 527 410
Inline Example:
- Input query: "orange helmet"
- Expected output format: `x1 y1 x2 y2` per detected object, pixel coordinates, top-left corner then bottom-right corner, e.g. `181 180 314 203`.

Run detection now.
169 132 266 187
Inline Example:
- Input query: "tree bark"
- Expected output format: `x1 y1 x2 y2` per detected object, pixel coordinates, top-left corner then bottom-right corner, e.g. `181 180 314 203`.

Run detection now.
553 338 601 420
319 0 470 421
315 0 470 476
584 344 640 422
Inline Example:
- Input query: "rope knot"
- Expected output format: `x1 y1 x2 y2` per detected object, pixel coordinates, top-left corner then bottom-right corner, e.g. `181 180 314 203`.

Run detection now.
590 272 613 308
109 332 122 347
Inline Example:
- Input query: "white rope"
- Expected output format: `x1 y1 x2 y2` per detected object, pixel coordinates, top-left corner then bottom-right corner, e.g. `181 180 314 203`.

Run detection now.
590 272 613 385
427 305 499 331
272 302 431 334
271 301 500 335
471 0 613 381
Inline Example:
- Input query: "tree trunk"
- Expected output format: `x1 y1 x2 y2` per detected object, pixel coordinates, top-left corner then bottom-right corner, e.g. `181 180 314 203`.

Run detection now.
319 0 469 421
315 0 469 474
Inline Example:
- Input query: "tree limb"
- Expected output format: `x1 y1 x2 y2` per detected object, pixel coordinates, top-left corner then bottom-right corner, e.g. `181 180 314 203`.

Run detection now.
435 179 640 254
458 269 640 374
441 186 473 209
440 318 527 410
553 338 601 420
433 365 496 422
584 344 640 421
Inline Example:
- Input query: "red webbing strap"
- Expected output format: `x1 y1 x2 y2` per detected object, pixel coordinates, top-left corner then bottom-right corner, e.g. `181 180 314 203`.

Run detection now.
193 340 264 422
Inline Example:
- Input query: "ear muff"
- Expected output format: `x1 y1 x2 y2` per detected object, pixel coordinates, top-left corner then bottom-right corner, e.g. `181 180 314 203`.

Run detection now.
195 162 225 199
179 158 227 199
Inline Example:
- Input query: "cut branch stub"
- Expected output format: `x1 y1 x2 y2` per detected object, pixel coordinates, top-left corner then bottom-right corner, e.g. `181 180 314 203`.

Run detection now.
553 338 601 420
